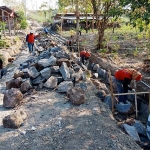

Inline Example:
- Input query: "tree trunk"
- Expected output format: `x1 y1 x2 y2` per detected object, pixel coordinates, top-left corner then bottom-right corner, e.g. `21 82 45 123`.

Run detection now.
97 19 108 50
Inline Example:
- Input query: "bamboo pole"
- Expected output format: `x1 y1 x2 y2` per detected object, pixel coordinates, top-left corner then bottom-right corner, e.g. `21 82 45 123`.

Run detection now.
108 70 115 115
112 91 150 96
134 80 138 119
148 92 150 114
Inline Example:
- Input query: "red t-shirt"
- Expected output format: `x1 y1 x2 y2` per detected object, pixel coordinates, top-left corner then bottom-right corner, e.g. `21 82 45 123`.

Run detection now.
115 69 132 80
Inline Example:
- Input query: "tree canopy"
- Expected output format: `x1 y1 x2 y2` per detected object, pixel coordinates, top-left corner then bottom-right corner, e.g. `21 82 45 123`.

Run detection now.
120 0 150 31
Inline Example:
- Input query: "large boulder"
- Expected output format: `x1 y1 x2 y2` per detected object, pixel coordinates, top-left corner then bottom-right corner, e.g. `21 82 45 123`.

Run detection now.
6 77 22 90
31 75 46 85
59 62 70 80
56 58 71 67
40 67 51 79
20 79 32 93
28 66 40 79
13 70 24 79
44 76 58 88
3 88 23 108
67 87 86 105
3 110 27 129
57 81 73 92
38 56 56 67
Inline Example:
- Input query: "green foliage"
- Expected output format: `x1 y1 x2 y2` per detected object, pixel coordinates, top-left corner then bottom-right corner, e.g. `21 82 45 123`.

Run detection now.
17 10 26 21
0 39 7 48
16 10 28 29
133 48 139 57
0 22 6 31
99 48 108 53
120 0 150 29
20 20 28 29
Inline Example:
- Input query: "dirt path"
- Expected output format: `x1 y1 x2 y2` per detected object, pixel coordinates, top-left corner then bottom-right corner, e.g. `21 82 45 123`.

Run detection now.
0 50 142 150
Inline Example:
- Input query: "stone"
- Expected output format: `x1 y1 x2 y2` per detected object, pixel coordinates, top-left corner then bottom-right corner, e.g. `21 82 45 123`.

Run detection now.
51 66 60 73
38 56 56 67
123 124 140 142
38 50 50 59
104 96 116 109
140 102 149 117
92 73 99 79
57 81 73 92
56 58 71 67
20 79 32 93
49 47 60 52
28 66 40 79
40 68 51 79
73 65 81 72
13 70 24 79
97 67 107 79
98 90 106 100
71 72 82 82
69 68 75 78
133 120 146 136
147 115 150 140
44 76 58 88
67 87 86 105
3 88 23 108
20 62 29 69
91 79 109 93
93 64 99 71
55 51 66 58
75 82 88 91
6 77 22 90
115 102 131 113
3 110 27 129
32 75 46 85
59 62 70 80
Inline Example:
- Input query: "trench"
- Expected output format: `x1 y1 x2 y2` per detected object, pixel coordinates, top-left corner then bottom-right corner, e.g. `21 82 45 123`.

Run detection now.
45 26 150 149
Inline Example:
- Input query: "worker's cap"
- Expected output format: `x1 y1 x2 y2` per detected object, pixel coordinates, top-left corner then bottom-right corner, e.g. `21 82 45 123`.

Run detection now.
30 30 34 34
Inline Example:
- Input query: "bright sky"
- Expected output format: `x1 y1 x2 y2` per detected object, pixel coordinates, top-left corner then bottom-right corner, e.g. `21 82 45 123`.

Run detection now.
0 0 58 10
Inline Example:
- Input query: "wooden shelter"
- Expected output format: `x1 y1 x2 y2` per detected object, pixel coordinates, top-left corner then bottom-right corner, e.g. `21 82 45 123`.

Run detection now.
0 6 19 36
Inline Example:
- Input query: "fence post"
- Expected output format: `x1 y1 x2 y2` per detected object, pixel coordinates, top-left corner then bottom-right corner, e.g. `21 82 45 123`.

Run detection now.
108 70 114 115
148 92 150 114
134 80 138 119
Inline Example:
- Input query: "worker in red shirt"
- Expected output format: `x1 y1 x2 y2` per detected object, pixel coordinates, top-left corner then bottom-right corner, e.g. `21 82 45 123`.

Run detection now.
26 30 35 54
80 49 91 65
114 68 142 103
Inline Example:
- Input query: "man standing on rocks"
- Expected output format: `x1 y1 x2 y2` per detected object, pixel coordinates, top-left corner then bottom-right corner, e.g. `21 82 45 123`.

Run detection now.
26 30 35 54
114 68 142 104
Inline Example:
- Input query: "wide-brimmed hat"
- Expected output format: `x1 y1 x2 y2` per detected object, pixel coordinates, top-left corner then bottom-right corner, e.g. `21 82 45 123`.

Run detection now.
30 30 34 33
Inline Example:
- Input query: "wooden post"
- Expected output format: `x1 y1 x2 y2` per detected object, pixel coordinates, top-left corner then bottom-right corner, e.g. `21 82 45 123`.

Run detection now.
2 10 6 36
134 80 138 119
76 0 80 56
108 70 115 115
149 92 150 114
8 16 11 36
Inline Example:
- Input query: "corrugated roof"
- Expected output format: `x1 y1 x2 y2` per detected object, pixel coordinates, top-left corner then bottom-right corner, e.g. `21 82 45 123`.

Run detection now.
61 16 103 20
0 6 18 17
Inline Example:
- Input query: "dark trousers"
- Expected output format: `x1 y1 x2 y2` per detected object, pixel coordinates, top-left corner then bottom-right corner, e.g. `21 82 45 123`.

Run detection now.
81 56 85 64
81 56 89 65
115 78 128 103
28 42 34 53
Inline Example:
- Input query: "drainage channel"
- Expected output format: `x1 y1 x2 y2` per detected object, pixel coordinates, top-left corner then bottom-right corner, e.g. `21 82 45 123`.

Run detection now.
47 28 150 149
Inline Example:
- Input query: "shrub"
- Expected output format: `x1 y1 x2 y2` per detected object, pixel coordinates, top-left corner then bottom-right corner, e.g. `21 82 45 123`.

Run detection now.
0 39 6 48
20 20 28 29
